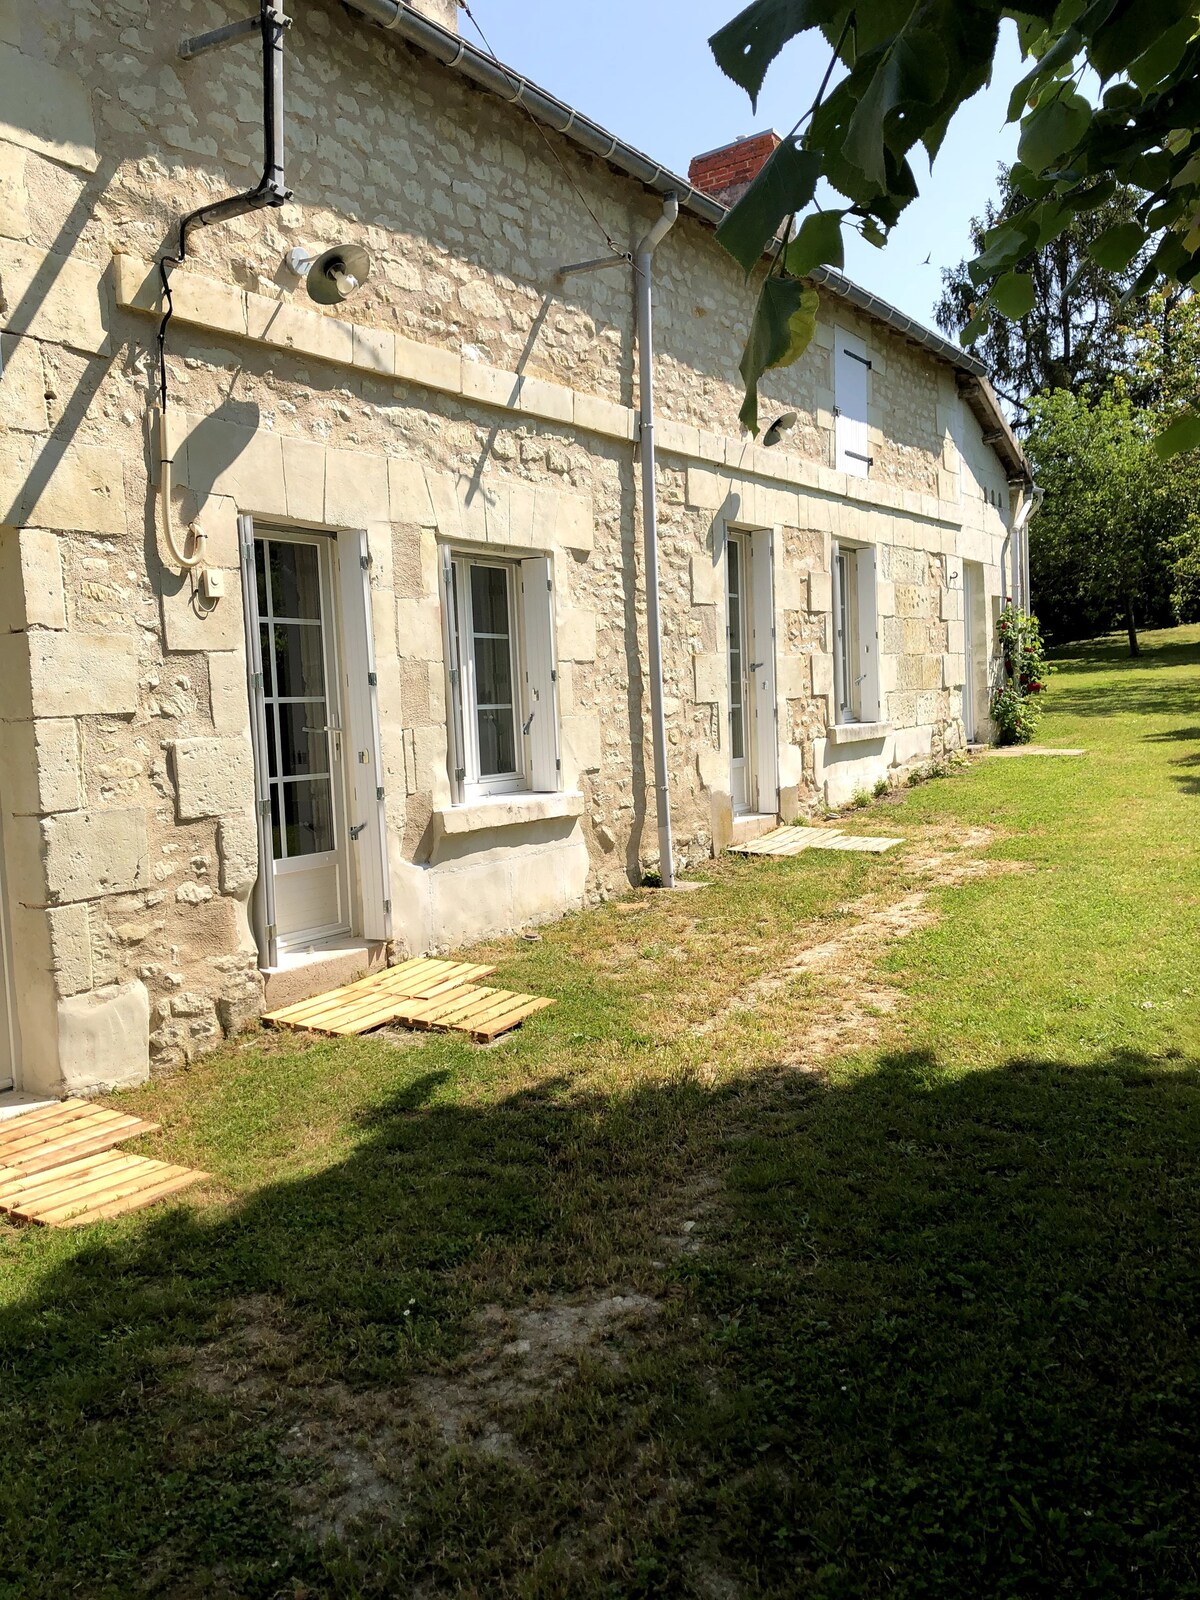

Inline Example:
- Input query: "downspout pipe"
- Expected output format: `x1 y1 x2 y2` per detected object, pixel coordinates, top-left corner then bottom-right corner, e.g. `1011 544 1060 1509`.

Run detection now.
636 194 679 886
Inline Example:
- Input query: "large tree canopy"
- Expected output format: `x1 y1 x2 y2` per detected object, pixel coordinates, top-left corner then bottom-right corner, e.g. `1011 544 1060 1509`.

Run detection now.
936 165 1150 413
710 0 1200 448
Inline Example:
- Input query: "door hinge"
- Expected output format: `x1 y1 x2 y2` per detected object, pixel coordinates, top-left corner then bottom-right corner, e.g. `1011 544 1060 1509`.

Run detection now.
383 899 391 915
258 798 270 818
367 671 377 687
555 757 561 771
376 786 385 801
455 766 466 782
252 671 264 690
266 923 277 942
551 669 557 682
360 554 370 571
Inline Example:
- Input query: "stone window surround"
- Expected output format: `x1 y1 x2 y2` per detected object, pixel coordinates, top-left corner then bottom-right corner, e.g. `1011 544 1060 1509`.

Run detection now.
113 254 974 536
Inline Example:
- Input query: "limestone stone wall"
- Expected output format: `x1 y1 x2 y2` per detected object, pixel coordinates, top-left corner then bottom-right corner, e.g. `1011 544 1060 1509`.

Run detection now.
0 0 1014 1094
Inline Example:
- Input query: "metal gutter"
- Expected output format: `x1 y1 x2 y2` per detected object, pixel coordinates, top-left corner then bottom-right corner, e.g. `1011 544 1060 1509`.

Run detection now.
339 0 1031 481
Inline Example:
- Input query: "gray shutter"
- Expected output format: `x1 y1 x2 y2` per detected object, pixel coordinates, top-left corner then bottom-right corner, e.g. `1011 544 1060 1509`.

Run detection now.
239 515 278 971
440 544 467 804
750 528 779 813
338 529 393 942
520 555 561 792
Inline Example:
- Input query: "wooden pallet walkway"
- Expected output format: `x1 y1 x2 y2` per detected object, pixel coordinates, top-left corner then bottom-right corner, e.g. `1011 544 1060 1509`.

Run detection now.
729 826 902 857
263 956 555 1042
0 1099 206 1228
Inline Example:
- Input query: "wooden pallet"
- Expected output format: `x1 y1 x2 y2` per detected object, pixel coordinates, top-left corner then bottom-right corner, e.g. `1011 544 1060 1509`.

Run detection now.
389 984 556 1043
263 957 499 1035
729 826 902 857
263 956 555 1042
0 1099 206 1229
0 1148 206 1227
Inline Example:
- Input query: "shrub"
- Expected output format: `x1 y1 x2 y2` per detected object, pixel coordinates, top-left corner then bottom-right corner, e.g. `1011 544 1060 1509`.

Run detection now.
873 777 889 798
991 605 1050 745
851 788 871 809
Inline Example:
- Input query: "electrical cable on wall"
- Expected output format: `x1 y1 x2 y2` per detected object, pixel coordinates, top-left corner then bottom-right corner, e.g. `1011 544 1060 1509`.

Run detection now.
154 0 291 588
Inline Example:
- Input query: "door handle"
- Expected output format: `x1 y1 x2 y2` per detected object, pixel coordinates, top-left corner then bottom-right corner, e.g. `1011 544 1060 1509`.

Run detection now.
350 821 367 841
749 662 764 672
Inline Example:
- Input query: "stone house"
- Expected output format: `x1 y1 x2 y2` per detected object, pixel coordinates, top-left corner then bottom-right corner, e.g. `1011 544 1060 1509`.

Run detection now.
0 0 1030 1098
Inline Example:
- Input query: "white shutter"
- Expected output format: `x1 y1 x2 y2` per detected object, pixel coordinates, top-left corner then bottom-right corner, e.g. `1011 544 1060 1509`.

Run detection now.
520 555 561 792
440 544 467 804
338 530 392 942
855 543 881 722
835 332 871 477
750 528 779 814
239 514 278 971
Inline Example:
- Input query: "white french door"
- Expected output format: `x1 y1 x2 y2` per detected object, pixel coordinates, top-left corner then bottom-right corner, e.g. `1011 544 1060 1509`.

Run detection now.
963 561 981 743
727 532 754 813
250 530 351 951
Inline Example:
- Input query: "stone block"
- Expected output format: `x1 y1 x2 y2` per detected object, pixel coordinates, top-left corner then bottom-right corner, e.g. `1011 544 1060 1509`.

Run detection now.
9 442 126 534
389 457 436 526
517 375 573 425
573 391 634 442
693 652 726 705
209 652 250 736
43 808 148 903
811 652 834 698
325 447 389 527
807 571 832 614
6 717 81 814
0 333 46 436
552 491 594 555
0 631 28 720
394 334 460 396
56 981 150 1093
396 596 444 662
10 528 65 629
0 240 109 355
0 140 26 239
462 361 520 411
559 608 596 662
0 42 98 172
170 273 247 338
281 434 326 522
942 652 964 689
218 812 259 899
26 631 138 717
352 323 396 376
876 579 896 617
691 551 722 605
561 713 601 777
47 902 91 997
697 743 726 791
161 568 243 653
172 735 255 822
892 723 933 766
183 416 286 516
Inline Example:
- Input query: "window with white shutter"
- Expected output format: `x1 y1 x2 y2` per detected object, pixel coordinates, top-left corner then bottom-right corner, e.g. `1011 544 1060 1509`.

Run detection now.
442 548 561 801
834 330 872 478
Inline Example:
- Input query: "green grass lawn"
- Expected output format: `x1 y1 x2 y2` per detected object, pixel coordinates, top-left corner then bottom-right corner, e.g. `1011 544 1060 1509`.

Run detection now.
2 625 1199 1599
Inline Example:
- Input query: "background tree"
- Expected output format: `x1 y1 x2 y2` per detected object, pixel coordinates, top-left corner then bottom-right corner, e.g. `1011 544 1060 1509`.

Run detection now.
936 166 1148 416
708 0 1200 455
1025 390 1186 652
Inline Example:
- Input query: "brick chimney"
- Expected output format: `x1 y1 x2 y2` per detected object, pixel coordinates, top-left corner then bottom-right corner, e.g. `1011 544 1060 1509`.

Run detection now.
689 131 782 208
406 0 459 31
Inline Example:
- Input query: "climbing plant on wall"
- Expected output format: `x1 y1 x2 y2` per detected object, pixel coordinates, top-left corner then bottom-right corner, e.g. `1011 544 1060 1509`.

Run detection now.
709 0 1200 447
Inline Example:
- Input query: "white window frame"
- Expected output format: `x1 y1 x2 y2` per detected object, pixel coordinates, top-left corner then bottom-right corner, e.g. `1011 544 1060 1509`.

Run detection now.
450 553 527 800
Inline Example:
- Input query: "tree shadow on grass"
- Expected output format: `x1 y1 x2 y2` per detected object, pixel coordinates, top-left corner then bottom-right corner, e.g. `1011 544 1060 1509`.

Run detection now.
1 1048 1199 1599
1142 725 1200 796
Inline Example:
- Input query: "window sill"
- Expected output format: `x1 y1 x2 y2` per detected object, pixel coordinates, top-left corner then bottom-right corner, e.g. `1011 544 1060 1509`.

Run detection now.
827 720 892 747
434 791 586 836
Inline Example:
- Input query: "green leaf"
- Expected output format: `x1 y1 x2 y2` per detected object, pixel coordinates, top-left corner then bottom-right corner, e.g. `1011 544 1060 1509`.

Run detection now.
1017 88 1092 175
1154 413 1200 458
782 209 845 276
960 308 991 346
1091 0 1194 80
861 218 888 248
716 140 821 277
1006 24 1083 121
968 217 1039 286
709 0 846 111
989 271 1037 318
1090 220 1146 271
739 277 820 434
1129 14 1197 89
843 28 950 189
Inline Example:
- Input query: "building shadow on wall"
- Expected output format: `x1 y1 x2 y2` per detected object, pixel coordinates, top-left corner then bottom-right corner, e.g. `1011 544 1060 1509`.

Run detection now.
2 1044 1199 1594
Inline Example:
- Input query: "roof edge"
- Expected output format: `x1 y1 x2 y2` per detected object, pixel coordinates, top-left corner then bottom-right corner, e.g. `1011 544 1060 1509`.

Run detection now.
340 0 1031 482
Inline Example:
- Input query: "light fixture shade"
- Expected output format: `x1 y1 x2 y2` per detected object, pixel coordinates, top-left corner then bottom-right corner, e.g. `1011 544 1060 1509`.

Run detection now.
763 411 799 448
306 243 371 305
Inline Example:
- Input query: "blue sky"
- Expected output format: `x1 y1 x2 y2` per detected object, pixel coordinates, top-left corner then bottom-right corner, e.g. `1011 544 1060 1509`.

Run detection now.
465 2 1026 334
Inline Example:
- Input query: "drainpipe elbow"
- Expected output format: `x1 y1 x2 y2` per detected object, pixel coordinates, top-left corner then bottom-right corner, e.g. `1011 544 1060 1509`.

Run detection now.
637 192 679 260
